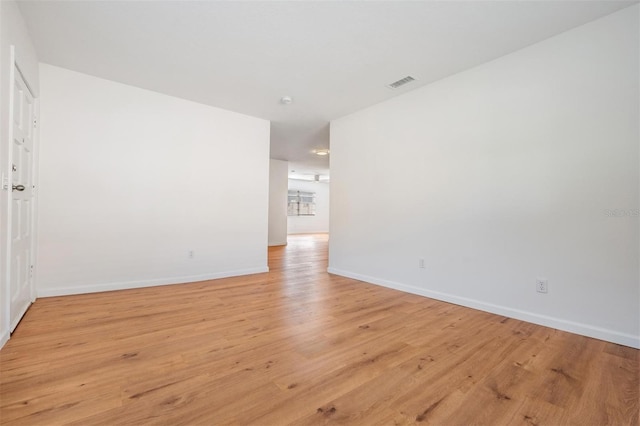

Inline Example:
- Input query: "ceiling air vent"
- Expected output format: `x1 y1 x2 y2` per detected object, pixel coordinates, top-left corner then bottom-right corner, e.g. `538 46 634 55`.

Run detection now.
387 76 416 90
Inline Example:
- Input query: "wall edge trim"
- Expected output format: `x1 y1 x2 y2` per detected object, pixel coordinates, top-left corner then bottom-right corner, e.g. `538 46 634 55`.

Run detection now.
0 329 9 350
37 267 269 298
327 267 640 349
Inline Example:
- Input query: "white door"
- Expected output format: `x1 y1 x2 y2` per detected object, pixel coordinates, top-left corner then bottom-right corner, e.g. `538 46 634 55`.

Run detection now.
9 67 35 332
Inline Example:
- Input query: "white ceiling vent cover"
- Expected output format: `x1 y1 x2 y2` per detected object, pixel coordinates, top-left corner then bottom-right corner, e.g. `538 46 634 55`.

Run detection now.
387 76 416 89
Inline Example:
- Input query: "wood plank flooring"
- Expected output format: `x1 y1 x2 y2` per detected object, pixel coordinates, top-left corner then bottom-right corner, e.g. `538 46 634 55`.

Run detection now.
1 234 638 425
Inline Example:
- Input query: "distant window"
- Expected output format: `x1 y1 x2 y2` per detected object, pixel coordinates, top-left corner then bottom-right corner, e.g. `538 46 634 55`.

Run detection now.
288 190 316 216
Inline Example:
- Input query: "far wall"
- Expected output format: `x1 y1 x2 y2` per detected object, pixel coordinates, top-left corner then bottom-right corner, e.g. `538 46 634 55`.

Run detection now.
269 159 288 246
37 64 270 297
288 179 329 234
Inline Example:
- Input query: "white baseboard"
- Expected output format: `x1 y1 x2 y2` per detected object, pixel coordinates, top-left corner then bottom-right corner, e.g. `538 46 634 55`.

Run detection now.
37 267 269 298
0 329 9 350
327 267 639 349
268 241 288 246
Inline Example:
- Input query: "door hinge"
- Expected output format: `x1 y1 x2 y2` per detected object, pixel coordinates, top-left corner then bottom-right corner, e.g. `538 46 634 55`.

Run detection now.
30 265 34 277
33 118 37 128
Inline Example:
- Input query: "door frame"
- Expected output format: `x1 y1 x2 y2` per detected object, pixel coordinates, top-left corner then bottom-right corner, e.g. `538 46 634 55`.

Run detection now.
4 45 39 333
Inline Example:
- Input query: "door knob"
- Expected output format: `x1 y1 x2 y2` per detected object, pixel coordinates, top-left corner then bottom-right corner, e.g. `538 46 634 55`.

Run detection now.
12 184 25 192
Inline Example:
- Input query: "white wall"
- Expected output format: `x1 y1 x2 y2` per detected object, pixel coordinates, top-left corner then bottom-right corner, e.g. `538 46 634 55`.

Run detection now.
329 6 639 348
288 179 329 234
268 159 288 246
37 64 270 296
0 0 40 348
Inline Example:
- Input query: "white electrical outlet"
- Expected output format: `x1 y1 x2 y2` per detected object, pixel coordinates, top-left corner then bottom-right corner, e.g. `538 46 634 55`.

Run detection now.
188 250 195 259
536 278 548 293
418 259 425 269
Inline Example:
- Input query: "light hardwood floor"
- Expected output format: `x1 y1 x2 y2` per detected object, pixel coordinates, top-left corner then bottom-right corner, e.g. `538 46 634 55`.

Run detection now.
1 234 638 425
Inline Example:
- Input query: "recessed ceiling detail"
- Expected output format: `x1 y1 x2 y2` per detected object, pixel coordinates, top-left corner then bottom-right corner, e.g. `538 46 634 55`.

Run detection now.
387 76 416 90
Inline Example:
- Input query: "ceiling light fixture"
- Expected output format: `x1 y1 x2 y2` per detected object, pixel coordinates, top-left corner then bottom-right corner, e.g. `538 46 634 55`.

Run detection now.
280 96 293 105
313 149 330 156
